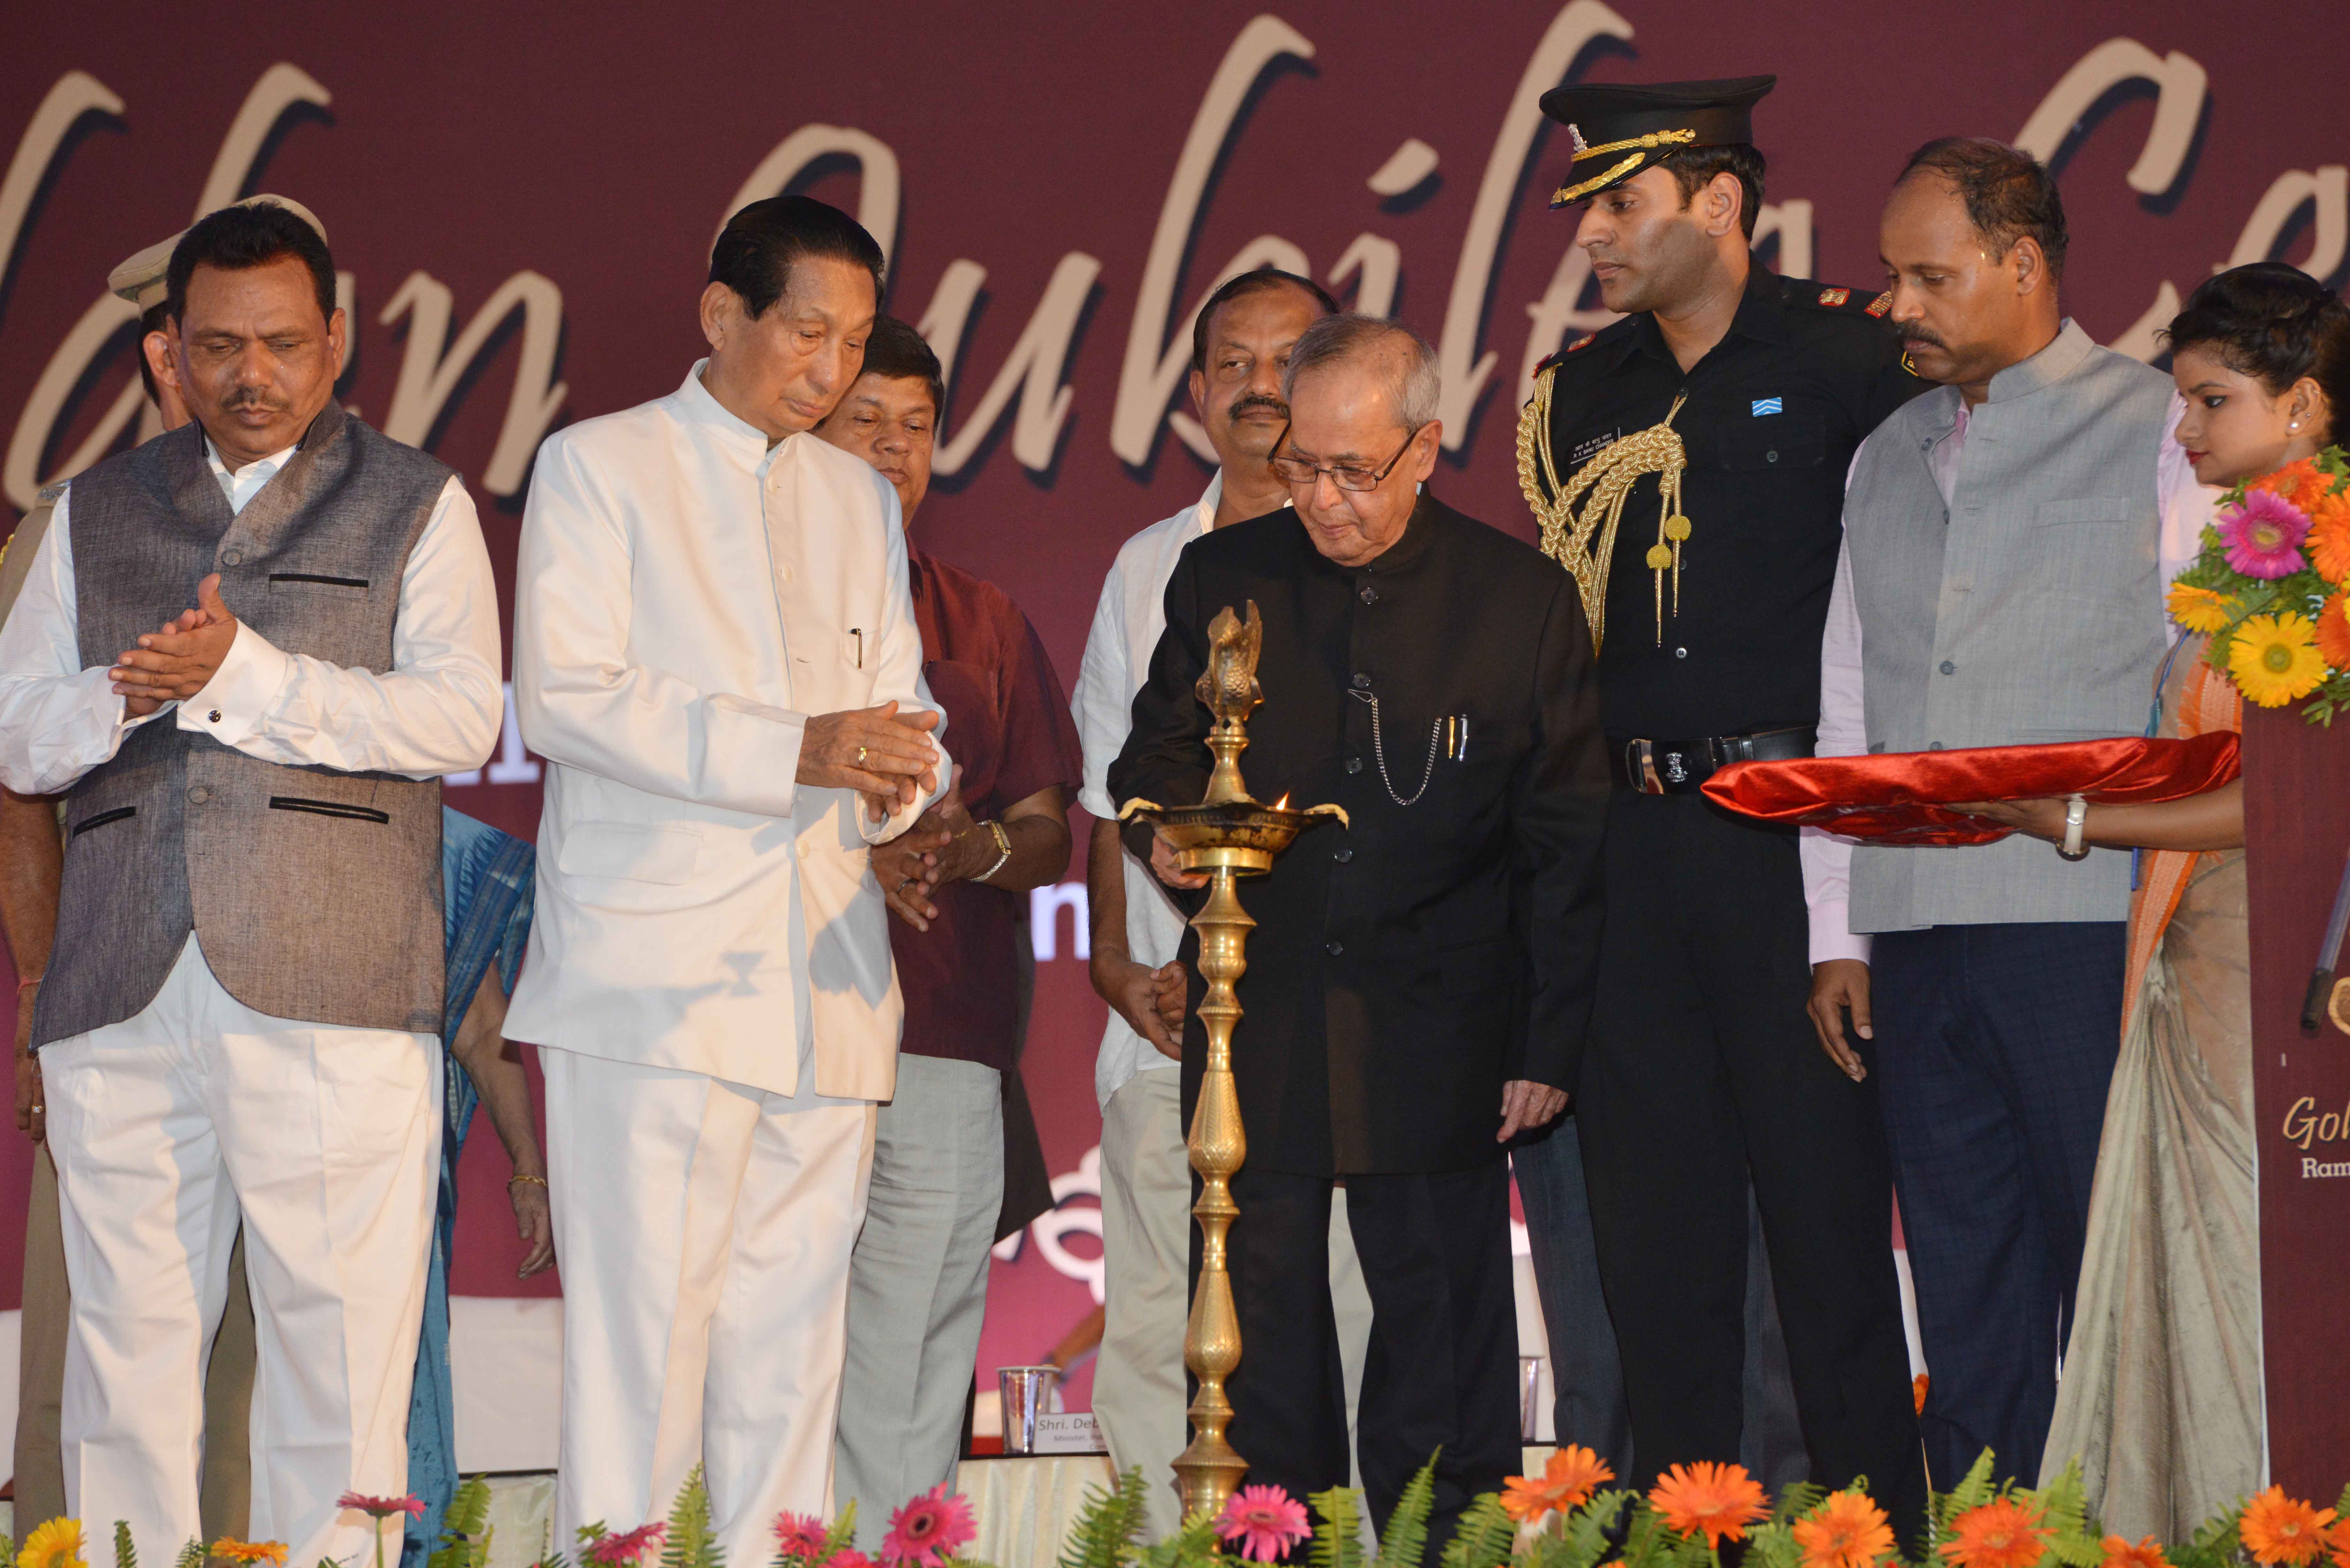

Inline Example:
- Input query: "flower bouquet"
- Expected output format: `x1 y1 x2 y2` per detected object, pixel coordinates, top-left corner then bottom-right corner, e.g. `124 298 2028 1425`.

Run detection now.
2168 447 2350 722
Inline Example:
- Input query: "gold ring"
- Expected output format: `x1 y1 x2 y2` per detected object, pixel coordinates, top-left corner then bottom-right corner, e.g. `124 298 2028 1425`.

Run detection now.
857 746 868 765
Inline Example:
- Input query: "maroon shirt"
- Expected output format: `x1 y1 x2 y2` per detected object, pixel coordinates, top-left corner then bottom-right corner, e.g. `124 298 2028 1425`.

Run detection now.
894 545 1084 1069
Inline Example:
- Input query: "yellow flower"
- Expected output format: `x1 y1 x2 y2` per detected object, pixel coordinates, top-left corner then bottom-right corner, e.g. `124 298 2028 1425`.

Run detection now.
2167 582 2234 635
2228 613 2329 707
16 1519 86 1568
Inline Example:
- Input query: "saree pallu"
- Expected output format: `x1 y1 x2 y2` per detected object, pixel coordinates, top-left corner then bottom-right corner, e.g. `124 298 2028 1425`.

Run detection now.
403 809 536 1568
2041 648 2260 1537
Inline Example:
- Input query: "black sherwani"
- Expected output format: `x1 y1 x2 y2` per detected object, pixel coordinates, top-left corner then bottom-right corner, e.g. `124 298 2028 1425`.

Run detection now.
1107 494 1607 1552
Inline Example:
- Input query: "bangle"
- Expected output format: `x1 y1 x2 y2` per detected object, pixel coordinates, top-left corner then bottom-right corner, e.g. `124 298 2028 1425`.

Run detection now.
2057 795 2090 862
507 1173 548 1189
973 819 1012 884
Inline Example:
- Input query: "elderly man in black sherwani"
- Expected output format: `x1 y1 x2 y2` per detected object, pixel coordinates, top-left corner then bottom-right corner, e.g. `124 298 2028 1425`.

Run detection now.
1110 313 1609 1552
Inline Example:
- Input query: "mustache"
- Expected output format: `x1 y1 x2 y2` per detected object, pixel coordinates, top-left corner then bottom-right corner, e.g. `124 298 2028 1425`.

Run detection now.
1894 322 1947 351
1227 392 1287 422
221 387 293 412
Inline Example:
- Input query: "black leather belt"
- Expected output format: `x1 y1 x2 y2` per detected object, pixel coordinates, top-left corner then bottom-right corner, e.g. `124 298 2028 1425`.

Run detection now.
1610 724 1816 794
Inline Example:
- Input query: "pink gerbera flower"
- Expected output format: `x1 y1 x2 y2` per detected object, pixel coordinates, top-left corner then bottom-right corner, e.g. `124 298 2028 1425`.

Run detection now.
773 1512 831 1562
2217 489 2313 579
823 1554 878 1568
583 1524 667 1568
337 1494 427 1519
880 1484 976 1568
1215 1485 1312 1563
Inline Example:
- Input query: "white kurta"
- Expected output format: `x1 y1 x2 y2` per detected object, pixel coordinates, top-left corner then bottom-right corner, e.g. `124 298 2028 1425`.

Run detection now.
507 362 945 1559
0 437 499 1568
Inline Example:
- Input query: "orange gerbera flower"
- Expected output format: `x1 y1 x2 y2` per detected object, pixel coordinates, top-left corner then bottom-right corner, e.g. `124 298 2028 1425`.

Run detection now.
1912 1373 1930 1415
1793 1490 1896 1568
1500 1444 1615 1523
2316 590 2350 672
2241 1486 2338 1566
2250 458 2329 509
1938 1496 2052 1568
1649 1461 1770 1549
210 1541 289 1566
2102 1535 2169 1568
2309 488 2350 582
2325 1517 2350 1568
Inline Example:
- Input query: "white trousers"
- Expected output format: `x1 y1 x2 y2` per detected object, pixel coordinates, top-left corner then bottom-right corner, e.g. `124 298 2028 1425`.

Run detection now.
544 1045 876 1566
43 937 438 1567
1093 1069 1371 1538
834 1054 1004 1547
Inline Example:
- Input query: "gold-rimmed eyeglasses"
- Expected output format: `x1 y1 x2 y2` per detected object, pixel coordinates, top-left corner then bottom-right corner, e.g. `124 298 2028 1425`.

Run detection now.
1268 421 1424 493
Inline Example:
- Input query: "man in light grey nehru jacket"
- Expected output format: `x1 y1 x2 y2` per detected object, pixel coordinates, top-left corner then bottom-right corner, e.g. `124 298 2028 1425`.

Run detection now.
0 200 501 1562
1800 139 2207 1491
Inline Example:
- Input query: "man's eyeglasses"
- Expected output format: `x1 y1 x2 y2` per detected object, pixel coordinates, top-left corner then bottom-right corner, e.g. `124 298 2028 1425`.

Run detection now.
1268 421 1424 493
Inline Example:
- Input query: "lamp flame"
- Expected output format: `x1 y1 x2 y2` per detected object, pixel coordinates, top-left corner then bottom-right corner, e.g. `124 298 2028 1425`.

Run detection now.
1273 793 1290 810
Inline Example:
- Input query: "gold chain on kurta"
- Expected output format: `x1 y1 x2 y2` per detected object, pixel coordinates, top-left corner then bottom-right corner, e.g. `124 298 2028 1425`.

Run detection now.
1517 368 1691 652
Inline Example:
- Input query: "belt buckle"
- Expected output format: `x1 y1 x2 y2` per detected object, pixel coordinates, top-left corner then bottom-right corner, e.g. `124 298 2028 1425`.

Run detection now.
1625 738 1665 795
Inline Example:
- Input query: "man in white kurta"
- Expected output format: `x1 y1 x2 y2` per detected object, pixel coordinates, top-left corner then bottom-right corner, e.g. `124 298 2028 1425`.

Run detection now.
506 196 947 1560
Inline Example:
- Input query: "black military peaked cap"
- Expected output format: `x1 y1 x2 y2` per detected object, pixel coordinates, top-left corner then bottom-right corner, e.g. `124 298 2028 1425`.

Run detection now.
1539 75 1776 206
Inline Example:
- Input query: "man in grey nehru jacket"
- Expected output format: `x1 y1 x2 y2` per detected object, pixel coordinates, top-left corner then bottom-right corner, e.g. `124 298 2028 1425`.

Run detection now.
1803 139 2207 1490
0 200 500 1562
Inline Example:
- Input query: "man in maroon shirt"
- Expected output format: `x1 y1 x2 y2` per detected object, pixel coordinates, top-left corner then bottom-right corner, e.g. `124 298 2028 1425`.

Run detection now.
817 316 1084 1533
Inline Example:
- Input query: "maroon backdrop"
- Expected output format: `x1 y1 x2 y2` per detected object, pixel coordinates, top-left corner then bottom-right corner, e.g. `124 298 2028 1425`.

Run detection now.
3 0 2345 1478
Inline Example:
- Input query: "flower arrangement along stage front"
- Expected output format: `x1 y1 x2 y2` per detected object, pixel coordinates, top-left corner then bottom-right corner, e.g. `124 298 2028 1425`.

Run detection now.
2168 445 2350 721
9 1448 2350 1568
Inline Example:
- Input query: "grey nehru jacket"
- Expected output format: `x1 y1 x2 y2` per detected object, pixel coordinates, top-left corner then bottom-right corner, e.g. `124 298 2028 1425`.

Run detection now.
32 403 451 1046
1842 321 2172 933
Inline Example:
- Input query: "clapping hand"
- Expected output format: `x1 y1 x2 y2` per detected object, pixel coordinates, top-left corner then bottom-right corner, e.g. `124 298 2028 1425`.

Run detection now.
111 574 238 714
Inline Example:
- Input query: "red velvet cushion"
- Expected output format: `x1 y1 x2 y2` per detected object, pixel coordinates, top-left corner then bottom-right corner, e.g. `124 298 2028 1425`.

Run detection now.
1701 733 2242 846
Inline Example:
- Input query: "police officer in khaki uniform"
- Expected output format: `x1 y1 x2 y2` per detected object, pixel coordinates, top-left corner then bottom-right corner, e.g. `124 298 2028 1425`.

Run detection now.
1511 79 1931 1543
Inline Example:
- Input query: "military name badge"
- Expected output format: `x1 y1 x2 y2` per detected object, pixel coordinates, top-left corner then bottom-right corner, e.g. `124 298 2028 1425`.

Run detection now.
1817 286 1850 307
1570 426 1624 465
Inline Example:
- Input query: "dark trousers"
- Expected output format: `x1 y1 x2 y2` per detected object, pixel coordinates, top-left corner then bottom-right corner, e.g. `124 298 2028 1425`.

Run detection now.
1205 1160 1519 1561
1869 921 2125 1491
1577 793 1926 1544
1516 1122 1809 1491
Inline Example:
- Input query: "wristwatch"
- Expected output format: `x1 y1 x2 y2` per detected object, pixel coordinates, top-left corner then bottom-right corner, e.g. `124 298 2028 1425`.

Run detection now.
2057 795 2091 862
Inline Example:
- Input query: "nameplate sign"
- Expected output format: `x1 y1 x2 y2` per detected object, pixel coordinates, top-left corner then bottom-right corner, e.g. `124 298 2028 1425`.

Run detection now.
1029 1411 1106 1455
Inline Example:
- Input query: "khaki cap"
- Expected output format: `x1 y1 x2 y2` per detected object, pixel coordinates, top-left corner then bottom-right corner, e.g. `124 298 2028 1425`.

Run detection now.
106 194 331 311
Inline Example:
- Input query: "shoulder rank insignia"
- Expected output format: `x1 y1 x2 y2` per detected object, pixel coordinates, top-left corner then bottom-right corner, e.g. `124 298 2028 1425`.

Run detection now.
1865 290 1892 317
1566 332 1598 354
1817 286 1850 308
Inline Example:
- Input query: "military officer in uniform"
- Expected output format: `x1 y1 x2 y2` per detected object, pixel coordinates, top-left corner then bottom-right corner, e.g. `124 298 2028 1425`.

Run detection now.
1515 77 1929 1540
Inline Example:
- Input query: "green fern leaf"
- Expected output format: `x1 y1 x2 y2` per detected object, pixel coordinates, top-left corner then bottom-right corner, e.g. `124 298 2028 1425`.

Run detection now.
1056 1466 1150 1568
1437 1496 1513 1568
1930 1451 2001 1544
1770 1484 1827 1528
662 1464 722 1568
818 1501 858 1565
1555 1489 1631 1568
1136 1507 1221 1568
429 1477 497 1568
173 1540 206 1568
1375 1456 1438 1568
1744 1520 1804 1568
113 1522 138 1568
1307 1485 1366 1568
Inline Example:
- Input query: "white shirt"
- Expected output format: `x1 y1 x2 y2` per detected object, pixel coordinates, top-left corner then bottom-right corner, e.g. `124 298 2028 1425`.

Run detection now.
504 363 945 1101
1072 473 1220 1108
1799 392 2212 964
0 433 502 795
